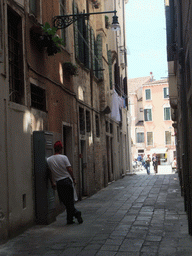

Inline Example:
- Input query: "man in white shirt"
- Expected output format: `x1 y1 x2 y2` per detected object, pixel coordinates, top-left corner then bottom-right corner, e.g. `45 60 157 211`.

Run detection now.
47 141 83 224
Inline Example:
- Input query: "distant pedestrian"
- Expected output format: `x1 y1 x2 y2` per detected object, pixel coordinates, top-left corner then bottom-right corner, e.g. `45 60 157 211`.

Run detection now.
137 154 142 162
172 157 177 172
47 141 83 225
152 153 158 174
145 154 151 175
142 154 146 168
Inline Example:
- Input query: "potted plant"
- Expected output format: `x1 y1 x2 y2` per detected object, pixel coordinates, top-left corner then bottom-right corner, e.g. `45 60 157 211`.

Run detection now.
62 62 78 76
30 22 65 56
41 22 65 56
91 0 100 9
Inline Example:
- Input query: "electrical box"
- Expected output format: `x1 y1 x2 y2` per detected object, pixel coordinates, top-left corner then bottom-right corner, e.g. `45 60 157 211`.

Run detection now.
33 131 56 224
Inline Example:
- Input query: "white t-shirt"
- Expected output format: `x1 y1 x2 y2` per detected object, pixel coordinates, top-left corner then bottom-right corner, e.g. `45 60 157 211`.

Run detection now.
47 154 71 182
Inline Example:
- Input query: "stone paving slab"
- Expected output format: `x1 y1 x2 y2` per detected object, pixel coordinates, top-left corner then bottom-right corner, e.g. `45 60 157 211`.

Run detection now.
0 171 192 255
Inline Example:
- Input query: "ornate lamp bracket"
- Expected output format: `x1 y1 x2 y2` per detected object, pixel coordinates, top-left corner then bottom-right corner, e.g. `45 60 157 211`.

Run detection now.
53 11 118 30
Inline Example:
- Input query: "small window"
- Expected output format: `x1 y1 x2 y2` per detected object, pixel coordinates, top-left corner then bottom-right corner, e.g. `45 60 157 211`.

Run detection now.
8 8 24 104
144 108 152 121
79 107 85 135
29 0 41 20
163 87 169 98
86 110 91 133
117 126 120 142
164 107 171 120
31 84 46 111
106 121 109 132
110 123 113 134
145 89 151 100
136 132 144 143
165 131 171 145
95 114 100 137
147 132 153 146
140 108 143 112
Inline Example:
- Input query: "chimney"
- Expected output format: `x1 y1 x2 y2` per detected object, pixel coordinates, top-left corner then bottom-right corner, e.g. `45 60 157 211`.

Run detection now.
150 72 154 81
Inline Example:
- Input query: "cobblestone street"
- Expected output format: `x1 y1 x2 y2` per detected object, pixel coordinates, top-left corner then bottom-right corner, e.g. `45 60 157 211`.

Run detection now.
0 167 192 256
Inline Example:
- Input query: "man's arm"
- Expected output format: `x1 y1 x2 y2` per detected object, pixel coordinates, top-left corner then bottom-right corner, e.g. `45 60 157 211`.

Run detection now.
47 167 57 190
66 166 76 185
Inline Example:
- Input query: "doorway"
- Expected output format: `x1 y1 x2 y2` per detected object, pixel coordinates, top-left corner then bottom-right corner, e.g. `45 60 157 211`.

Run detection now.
63 125 73 164
106 136 113 182
80 140 87 196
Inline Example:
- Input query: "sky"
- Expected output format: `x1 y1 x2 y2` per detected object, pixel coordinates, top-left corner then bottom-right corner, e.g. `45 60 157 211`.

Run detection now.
125 0 168 80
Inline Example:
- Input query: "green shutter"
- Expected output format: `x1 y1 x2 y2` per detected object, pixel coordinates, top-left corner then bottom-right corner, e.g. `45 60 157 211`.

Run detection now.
91 28 95 73
78 16 84 63
73 2 79 59
85 21 91 69
94 38 98 77
107 50 112 89
95 34 103 79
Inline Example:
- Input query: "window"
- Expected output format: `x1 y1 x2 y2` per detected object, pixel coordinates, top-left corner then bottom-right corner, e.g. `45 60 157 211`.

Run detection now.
145 89 151 100
79 107 85 135
144 108 152 121
29 0 36 15
95 114 100 137
140 108 143 112
29 0 41 20
110 123 113 134
136 132 144 143
117 126 120 142
107 49 113 89
165 131 171 145
106 121 109 132
86 110 91 133
147 132 153 146
31 84 46 111
164 107 171 120
60 0 66 44
8 8 24 104
163 87 169 98
73 4 90 69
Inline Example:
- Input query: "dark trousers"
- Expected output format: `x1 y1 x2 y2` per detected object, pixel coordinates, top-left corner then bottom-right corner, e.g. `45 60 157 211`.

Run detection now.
56 178 80 222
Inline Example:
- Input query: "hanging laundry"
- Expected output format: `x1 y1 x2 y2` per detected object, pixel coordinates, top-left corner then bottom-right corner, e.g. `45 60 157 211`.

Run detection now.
111 90 123 122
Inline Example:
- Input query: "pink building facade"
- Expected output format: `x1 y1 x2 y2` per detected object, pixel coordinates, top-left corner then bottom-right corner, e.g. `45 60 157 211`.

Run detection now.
129 77 176 164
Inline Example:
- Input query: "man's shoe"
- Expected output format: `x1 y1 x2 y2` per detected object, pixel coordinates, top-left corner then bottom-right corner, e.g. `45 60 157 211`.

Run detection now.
75 212 83 224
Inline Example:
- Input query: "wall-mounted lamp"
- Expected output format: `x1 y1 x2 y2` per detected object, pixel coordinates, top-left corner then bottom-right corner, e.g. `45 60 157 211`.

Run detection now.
111 13 120 31
53 10 120 31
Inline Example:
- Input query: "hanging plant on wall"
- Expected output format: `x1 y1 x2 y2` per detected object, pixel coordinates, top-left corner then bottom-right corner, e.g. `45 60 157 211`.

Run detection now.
91 0 100 9
105 16 110 29
62 62 78 76
30 22 65 56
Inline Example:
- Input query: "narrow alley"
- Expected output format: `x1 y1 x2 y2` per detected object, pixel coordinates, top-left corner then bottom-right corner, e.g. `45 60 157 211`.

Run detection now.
0 169 192 256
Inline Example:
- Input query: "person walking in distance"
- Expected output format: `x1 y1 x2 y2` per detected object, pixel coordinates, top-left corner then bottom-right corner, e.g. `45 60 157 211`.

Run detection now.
47 141 83 225
145 154 151 175
152 153 158 174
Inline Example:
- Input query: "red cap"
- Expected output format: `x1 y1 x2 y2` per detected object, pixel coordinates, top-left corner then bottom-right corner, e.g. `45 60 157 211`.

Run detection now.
54 141 63 149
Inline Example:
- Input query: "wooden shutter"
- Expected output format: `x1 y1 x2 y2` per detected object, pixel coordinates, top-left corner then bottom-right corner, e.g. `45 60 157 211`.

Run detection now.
73 2 79 59
107 50 112 89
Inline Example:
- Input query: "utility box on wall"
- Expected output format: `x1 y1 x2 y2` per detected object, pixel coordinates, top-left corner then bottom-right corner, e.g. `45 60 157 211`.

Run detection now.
33 131 56 224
